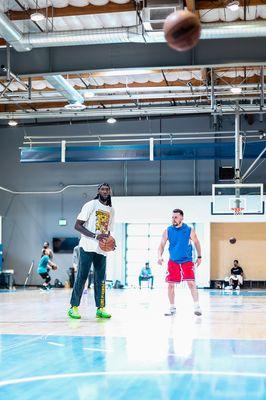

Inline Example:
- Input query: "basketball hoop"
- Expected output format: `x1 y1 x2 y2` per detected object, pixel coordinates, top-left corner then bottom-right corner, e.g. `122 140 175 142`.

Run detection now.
211 183 264 215
231 207 244 215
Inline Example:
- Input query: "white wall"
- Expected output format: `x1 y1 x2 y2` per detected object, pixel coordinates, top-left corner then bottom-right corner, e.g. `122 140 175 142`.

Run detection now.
107 223 126 284
0 215 2 272
109 195 266 287
112 195 266 224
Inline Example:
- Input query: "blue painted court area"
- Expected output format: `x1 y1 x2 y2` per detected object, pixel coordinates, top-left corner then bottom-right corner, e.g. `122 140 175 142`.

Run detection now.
0 334 265 400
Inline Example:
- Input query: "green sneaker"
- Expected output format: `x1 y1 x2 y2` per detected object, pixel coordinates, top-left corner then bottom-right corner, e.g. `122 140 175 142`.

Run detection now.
96 308 111 319
68 306 81 319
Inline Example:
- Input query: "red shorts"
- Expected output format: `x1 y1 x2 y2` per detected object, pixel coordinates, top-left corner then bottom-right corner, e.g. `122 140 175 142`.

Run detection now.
166 260 195 283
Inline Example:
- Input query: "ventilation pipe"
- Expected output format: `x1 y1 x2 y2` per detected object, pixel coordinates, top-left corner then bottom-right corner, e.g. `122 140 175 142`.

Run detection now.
1 12 266 52
45 75 84 106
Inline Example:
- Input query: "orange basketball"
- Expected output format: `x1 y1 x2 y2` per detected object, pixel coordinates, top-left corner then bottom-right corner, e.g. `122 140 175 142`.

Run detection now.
163 10 201 52
99 236 116 252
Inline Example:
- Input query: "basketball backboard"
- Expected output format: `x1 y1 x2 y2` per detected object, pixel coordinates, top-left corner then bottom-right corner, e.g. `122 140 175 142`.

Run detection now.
211 183 264 215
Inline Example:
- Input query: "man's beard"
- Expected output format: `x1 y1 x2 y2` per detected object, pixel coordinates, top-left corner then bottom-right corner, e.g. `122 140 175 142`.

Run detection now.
99 194 108 203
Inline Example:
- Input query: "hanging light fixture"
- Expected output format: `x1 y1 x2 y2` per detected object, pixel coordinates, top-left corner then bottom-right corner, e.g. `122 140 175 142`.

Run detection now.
107 117 117 124
107 106 117 124
230 87 242 94
64 102 86 110
8 120 18 127
30 1 45 22
226 0 240 12
84 91 95 99
30 12 45 21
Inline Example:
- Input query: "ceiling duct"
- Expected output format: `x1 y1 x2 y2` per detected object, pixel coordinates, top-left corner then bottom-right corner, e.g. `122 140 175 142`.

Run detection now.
2 11 266 52
45 75 84 106
142 0 183 31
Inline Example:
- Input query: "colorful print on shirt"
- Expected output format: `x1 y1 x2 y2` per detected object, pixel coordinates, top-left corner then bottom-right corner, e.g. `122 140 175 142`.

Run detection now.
95 210 110 233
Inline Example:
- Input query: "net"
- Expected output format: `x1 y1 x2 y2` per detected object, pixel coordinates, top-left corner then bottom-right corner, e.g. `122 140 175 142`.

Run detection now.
231 207 245 215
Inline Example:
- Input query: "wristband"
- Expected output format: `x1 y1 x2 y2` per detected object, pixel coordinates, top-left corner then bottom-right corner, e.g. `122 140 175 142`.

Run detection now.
197 256 202 259
92 233 96 239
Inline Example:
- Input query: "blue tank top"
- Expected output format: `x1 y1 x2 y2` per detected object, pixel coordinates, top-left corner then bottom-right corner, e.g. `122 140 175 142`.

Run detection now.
38 255 49 273
167 223 192 263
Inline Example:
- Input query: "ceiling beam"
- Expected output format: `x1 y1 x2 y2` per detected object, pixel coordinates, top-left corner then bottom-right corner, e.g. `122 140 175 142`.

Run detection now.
186 0 196 12
186 1 200 18
0 96 210 111
0 80 205 90
1 39 266 77
196 0 266 10
4 0 265 21
6 1 138 21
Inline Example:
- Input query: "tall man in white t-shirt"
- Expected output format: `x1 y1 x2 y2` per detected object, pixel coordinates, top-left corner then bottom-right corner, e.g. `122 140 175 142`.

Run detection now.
68 183 115 319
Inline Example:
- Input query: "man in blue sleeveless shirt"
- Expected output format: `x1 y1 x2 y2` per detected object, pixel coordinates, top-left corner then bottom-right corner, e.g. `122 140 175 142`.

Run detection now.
158 209 202 316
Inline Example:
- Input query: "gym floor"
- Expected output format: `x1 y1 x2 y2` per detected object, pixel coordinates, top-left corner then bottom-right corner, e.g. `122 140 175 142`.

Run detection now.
0 288 265 399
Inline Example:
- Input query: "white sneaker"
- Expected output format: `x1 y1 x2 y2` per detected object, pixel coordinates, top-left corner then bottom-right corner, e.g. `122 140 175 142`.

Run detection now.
164 308 176 316
236 286 240 290
194 306 202 316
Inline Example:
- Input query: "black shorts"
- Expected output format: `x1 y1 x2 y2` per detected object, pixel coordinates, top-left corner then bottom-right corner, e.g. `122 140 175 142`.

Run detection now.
39 272 51 283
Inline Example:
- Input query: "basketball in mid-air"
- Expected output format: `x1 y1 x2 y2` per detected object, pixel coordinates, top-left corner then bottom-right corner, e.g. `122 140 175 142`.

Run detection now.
163 10 201 52
99 236 116 252
229 237 237 244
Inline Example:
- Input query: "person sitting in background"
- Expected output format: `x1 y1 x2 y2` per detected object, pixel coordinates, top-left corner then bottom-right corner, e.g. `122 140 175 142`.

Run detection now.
230 260 244 287
139 262 154 289
38 248 58 291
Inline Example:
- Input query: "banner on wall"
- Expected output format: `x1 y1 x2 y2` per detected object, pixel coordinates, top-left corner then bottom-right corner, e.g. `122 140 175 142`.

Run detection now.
20 142 266 163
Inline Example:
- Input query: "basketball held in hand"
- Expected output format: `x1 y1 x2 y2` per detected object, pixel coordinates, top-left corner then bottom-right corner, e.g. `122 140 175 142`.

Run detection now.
163 10 201 52
99 236 116 252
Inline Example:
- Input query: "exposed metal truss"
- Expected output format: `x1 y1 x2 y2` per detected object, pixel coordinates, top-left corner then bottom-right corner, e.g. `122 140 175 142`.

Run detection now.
0 3 266 122
0 64 265 120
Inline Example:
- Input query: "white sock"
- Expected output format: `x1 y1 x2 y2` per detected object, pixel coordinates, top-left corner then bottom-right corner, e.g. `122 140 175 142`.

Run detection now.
170 304 175 309
194 302 200 308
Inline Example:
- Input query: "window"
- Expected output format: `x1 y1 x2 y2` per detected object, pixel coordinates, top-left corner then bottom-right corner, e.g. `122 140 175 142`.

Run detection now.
125 223 167 287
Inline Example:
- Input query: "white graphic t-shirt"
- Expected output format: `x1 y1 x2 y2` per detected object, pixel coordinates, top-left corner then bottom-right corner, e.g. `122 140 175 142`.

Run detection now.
77 199 115 255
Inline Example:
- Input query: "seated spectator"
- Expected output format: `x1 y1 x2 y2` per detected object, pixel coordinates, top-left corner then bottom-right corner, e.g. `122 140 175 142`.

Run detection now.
230 260 244 286
139 262 154 289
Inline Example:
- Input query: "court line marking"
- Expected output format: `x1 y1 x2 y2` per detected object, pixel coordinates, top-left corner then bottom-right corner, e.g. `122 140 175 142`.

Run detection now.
83 347 113 352
47 342 65 347
1 370 266 388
